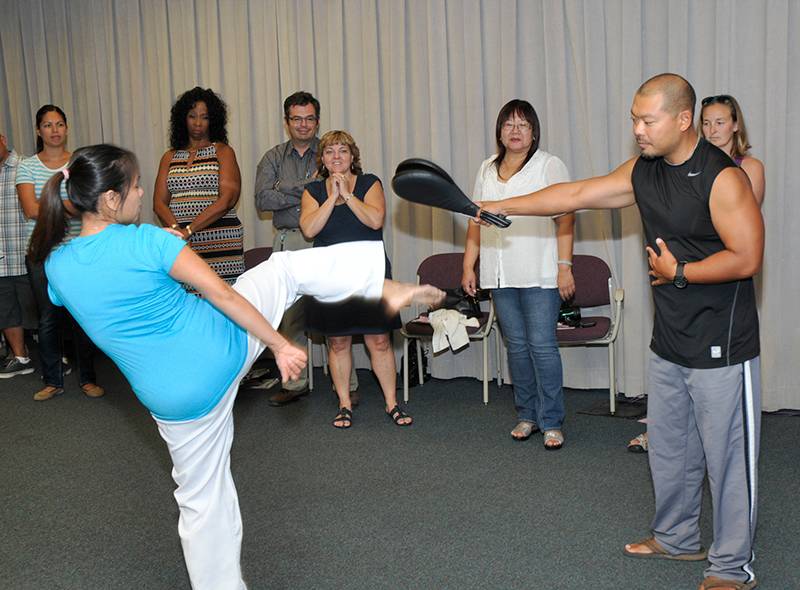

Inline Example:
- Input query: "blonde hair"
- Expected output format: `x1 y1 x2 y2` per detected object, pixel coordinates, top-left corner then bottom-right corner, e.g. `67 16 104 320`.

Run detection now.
316 130 363 177
698 94 752 159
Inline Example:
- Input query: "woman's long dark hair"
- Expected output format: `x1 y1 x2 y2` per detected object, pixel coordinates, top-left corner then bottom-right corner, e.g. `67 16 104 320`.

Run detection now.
35 105 68 153
493 99 541 173
169 87 229 149
28 144 139 264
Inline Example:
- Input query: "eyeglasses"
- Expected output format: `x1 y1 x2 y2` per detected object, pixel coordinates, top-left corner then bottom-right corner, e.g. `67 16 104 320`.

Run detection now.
701 95 733 106
287 116 319 125
502 121 532 132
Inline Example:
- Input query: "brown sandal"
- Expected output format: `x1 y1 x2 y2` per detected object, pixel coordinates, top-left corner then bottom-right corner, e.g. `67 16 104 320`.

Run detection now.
623 537 707 561
698 576 757 590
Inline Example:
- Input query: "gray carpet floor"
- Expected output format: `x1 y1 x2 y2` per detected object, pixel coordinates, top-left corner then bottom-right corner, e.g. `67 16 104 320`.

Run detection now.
1 355 798 590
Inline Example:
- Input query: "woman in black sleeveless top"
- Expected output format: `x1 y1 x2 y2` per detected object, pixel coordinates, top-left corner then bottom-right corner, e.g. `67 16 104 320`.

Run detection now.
300 130 409 429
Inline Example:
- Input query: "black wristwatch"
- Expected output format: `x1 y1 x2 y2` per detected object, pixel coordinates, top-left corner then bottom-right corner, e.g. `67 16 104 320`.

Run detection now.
673 261 688 289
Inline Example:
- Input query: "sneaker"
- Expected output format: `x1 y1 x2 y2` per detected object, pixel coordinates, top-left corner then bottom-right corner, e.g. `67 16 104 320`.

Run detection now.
33 385 65 401
81 383 105 398
0 357 35 379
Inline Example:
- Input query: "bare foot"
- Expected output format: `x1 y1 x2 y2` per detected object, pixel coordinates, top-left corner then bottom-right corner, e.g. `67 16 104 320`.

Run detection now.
382 280 444 315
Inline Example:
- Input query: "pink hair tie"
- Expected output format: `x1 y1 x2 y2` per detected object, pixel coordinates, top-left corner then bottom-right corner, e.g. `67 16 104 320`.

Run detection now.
62 168 70 180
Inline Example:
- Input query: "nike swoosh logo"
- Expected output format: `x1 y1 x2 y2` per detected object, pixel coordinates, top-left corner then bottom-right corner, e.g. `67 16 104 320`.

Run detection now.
687 171 701 177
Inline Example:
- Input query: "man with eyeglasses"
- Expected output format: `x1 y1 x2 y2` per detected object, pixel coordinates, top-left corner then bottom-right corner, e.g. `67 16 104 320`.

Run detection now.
255 91 359 406
479 73 763 590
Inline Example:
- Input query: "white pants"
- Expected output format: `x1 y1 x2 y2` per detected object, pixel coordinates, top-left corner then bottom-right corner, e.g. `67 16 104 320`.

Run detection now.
155 241 385 590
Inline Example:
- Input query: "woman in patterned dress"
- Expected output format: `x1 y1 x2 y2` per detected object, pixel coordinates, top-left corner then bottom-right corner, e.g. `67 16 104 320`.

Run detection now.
154 87 245 289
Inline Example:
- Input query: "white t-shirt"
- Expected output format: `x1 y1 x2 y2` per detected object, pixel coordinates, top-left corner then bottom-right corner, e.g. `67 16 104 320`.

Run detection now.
472 149 570 289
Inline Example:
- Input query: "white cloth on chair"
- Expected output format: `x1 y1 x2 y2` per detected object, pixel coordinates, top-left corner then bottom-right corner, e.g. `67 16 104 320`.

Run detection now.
428 309 479 353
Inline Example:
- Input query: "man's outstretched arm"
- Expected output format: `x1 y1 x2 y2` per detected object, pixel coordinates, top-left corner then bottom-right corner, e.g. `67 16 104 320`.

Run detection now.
480 157 638 218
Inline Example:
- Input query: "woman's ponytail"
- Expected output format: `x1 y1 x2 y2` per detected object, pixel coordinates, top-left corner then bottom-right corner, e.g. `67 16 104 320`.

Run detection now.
27 144 140 264
28 171 69 264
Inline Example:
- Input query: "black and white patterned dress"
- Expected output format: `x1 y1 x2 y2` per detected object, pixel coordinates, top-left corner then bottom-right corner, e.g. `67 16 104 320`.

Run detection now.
167 144 245 288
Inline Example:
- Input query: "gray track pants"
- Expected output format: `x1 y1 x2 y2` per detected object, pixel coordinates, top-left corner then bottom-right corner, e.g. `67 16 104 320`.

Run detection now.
647 352 760 585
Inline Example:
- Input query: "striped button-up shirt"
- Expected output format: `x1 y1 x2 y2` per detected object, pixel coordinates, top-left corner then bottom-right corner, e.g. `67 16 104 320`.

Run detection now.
0 150 26 277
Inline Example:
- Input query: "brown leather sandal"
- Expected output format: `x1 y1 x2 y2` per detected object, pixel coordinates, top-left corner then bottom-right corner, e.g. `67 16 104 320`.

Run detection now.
623 537 707 561
698 576 757 590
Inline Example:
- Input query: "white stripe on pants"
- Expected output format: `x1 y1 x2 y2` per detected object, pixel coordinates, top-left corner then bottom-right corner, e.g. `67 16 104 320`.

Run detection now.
647 352 761 583
154 241 386 589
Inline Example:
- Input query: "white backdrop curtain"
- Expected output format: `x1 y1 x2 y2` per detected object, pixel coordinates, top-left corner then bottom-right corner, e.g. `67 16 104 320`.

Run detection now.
1 0 797 410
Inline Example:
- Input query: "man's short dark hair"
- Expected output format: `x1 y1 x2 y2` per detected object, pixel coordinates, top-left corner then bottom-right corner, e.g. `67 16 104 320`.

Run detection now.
283 91 320 119
637 73 696 120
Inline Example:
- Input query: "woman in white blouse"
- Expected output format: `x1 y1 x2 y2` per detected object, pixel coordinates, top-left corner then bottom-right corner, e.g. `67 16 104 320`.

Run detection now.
462 99 575 449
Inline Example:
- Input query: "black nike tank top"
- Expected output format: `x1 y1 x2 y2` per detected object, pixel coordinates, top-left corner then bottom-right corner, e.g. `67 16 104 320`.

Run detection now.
632 138 759 368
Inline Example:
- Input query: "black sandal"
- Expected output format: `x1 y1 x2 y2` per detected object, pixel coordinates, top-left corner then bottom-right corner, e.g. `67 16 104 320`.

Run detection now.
386 405 413 427
332 407 353 429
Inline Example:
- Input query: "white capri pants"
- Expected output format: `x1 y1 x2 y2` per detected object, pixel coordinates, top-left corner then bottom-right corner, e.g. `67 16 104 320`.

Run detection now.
155 241 385 590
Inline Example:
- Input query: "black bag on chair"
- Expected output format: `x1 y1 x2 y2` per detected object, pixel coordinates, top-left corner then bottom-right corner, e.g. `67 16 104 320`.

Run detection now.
558 302 582 327
440 287 482 319
559 301 596 328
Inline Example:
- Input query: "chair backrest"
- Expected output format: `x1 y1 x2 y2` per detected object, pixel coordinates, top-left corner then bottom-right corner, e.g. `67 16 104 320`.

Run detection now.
244 247 273 271
570 254 611 307
416 253 477 289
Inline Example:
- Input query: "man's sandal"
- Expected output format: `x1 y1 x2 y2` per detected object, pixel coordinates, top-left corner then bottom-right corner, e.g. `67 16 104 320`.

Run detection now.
386 405 413 426
511 421 538 441
698 576 757 590
623 537 707 561
332 407 353 429
543 429 564 450
628 432 649 453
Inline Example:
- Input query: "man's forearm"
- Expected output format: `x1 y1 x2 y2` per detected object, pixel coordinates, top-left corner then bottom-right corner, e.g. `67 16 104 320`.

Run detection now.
493 183 579 217
254 152 305 211
255 187 301 212
684 248 763 284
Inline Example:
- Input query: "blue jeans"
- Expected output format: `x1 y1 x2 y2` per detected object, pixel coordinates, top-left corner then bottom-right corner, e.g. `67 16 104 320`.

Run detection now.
493 287 565 430
26 257 97 388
